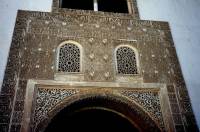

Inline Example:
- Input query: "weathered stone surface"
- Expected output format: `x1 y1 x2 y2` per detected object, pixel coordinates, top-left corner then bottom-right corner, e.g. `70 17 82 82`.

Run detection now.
0 0 198 131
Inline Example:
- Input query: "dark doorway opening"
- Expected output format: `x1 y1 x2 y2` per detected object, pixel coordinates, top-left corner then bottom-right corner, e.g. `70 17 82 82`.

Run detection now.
98 0 129 13
40 96 162 132
60 0 94 10
45 108 139 132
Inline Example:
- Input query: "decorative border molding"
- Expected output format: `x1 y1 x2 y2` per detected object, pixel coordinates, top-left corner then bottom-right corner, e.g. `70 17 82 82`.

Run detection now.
22 79 174 132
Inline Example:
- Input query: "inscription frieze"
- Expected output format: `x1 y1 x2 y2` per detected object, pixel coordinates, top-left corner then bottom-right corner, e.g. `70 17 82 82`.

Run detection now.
26 12 166 29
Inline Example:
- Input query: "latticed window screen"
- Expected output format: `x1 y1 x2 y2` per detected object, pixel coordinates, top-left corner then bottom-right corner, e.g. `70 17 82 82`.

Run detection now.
116 46 138 74
58 43 80 72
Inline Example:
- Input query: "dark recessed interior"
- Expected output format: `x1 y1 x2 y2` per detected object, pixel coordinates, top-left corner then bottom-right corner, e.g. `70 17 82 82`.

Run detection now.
60 0 129 13
45 108 139 132
60 0 94 10
98 0 128 13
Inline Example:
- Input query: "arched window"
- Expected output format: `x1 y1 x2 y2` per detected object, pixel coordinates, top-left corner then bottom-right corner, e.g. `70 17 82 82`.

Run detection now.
60 0 129 13
98 0 128 13
57 42 81 72
116 46 138 75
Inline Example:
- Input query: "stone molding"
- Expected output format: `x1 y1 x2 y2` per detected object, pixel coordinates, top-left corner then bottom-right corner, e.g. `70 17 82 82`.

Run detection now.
21 79 174 132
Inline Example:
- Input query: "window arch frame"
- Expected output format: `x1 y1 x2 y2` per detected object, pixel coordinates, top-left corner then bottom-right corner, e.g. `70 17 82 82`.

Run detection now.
114 45 140 75
56 40 83 73
57 0 135 14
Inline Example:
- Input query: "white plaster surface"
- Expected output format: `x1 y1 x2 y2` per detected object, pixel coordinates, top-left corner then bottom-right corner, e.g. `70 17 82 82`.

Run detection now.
0 0 199 129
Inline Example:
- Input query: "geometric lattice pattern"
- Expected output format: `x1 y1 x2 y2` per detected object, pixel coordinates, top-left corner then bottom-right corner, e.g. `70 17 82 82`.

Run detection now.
33 88 78 129
58 43 80 72
120 90 165 130
32 87 165 131
116 46 138 74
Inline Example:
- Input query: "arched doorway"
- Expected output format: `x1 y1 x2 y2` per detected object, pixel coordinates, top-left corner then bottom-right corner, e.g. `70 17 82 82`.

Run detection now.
45 108 139 132
36 95 161 132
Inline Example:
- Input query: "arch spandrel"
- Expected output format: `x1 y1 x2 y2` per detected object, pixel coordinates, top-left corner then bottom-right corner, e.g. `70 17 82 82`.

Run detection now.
30 87 164 132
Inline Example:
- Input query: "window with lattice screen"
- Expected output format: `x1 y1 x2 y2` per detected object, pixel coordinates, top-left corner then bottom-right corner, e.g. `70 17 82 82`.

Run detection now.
58 43 80 72
116 46 138 74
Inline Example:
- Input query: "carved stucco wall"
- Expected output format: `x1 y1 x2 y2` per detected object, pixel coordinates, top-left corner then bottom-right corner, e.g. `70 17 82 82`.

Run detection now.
14 10 177 83
33 88 78 131
0 1 199 132
28 85 165 132
1 0 200 130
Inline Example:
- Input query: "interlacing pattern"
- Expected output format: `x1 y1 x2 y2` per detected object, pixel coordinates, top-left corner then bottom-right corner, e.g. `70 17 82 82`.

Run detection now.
58 43 80 72
33 88 78 128
121 90 165 129
116 47 138 74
